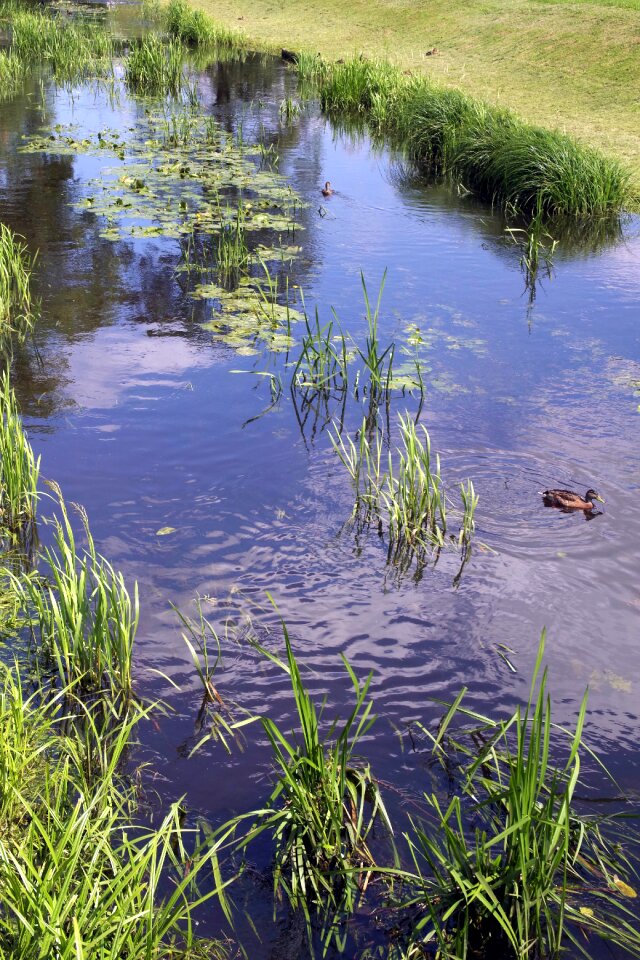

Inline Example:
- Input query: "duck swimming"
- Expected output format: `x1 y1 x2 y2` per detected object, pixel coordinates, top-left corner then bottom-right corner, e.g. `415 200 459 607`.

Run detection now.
541 488 605 510
321 181 334 197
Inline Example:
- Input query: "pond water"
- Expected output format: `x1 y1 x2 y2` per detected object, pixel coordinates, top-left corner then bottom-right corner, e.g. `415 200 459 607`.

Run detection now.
1 13 640 954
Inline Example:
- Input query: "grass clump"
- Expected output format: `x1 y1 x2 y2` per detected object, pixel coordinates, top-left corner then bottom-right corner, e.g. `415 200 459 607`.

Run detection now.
125 35 185 96
7 6 114 81
332 412 478 565
0 223 37 351
299 56 632 218
10 488 138 699
167 0 245 47
0 662 232 959
235 621 391 951
0 371 40 547
0 50 25 100
391 634 640 959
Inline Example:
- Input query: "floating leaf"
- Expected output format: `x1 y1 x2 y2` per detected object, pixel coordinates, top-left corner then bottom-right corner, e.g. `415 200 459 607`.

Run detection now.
579 907 594 917
613 876 637 898
156 526 177 536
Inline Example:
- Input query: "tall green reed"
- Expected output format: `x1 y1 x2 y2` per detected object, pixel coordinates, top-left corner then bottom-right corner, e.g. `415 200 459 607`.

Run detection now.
232 619 392 952
0 371 40 545
11 487 137 698
0 223 37 351
392 632 640 960
125 35 184 97
298 56 633 218
8 6 114 81
166 0 246 48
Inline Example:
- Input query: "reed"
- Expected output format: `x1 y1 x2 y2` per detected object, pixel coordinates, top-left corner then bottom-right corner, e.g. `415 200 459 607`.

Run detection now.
331 413 477 562
125 35 185 97
236 621 391 951
0 371 40 545
0 662 232 959
293 306 348 395
0 50 25 100
298 57 633 218
166 0 246 47
10 489 137 698
216 207 250 285
8 7 114 81
392 633 640 959
0 223 37 350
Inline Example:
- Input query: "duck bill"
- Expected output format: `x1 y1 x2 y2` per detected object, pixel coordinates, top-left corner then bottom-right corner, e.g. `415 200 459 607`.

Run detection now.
595 495 605 504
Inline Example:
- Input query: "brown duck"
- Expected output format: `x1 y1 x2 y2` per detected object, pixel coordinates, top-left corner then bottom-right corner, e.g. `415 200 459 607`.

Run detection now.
541 488 605 511
321 181 334 197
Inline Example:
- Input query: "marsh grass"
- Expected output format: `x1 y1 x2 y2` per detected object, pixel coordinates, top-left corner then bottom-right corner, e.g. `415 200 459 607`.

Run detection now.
297 56 632 218
216 206 250 286
0 371 40 549
125 35 185 97
391 633 640 959
0 223 37 351
506 201 558 296
10 487 138 699
7 6 114 81
0 661 233 959
167 0 246 47
234 621 392 952
332 413 478 566
0 49 25 100
293 306 349 395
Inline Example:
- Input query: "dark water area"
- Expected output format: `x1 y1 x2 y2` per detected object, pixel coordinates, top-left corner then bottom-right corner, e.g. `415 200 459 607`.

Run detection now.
1 17 640 953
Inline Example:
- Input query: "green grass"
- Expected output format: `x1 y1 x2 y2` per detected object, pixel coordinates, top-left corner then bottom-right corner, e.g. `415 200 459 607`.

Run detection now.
391 633 640 959
0 50 25 100
230 619 392 952
301 56 632 216
189 0 640 183
0 223 37 351
125 35 185 96
332 412 478 565
166 0 246 46
0 371 40 546
9 487 138 699
5 5 114 81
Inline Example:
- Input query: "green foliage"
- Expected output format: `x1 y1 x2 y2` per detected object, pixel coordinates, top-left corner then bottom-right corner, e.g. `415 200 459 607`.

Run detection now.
236 621 392 951
125 35 185 96
393 633 640 959
166 0 246 47
7 6 113 81
0 663 232 959
0 50 25 100
0 371 40 544
0 223 37 351
10 488 137 698
300 56 632 217
332 412 478 562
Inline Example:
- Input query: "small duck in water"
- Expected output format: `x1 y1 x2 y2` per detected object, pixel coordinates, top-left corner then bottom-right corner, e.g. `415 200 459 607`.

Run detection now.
321 181 334 197
541 488 605 511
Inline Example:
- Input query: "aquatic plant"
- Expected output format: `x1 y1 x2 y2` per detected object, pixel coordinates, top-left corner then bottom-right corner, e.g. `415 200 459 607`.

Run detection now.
293 306 349 395
0 661 233 959
332 413 478 563
0 50 25 100
0 223 37 350
125 35 185 97
391 634 640 960
216 206 250 285
10 489 138 698
506 200 558 296
7 6 114 81
297 56 632 218
166 0 246 47
0 372 40 546
235 621 391 952
279 96 301 122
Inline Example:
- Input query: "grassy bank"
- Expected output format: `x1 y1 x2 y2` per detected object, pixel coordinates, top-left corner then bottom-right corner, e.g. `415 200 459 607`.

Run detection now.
187 0 640 183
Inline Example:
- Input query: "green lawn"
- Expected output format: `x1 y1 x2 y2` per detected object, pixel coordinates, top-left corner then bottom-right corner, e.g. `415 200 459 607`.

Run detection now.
193 0 640 179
